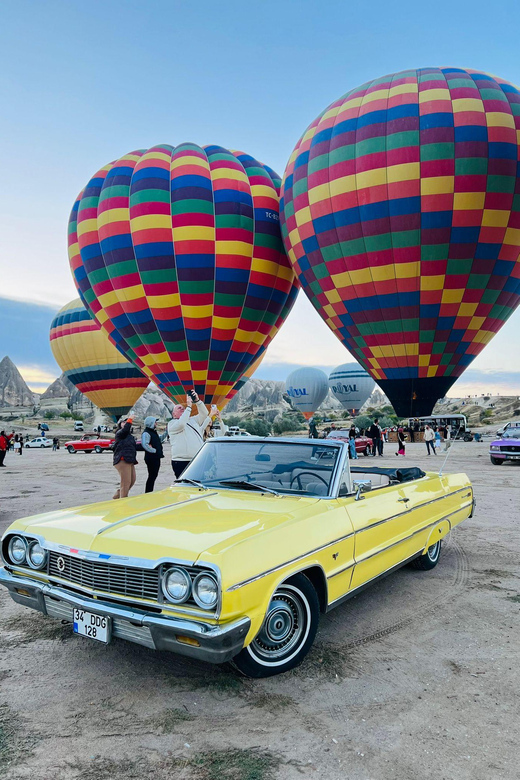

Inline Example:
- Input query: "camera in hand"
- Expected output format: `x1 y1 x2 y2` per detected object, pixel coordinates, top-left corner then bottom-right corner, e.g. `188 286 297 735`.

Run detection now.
189 389 197 401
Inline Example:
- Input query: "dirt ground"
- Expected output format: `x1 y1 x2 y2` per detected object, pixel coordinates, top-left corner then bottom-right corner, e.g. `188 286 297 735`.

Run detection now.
0 439 519 780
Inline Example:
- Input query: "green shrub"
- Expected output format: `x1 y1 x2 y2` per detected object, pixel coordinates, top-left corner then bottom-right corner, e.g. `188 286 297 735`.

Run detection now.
59 411 72 419
272 415 305 435
43 411 55 419
242 419 272 437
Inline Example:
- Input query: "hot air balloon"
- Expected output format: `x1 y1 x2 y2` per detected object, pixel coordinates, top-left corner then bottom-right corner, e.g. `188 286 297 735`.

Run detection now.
50 299 149 421
329 363 375 415
68 144 298 409
281 68 520 417
285 367 329 419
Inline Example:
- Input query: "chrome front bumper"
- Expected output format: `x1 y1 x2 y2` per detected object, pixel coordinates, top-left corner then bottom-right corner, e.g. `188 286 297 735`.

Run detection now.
0 567 250 664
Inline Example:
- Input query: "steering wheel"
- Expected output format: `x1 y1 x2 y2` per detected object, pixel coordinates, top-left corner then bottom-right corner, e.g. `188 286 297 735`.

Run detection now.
290 471 329 491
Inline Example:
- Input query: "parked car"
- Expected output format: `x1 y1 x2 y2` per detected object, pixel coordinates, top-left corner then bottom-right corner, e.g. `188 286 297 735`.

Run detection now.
496 420 520 437
74 421 84 432
92 425 111 433
24 437 52 449
326 429 373 455
0 438 474 678
65 435 114 454
489 430 520 465
225 427 252 437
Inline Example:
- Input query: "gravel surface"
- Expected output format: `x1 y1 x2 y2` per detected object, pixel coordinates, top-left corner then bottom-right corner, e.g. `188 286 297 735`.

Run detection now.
0 440 518 779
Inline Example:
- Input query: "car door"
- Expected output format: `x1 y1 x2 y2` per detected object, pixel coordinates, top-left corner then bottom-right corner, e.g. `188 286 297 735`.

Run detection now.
345 484 415 591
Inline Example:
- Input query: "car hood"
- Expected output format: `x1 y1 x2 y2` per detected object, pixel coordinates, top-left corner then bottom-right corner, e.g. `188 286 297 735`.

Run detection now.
491 437 520 445
9 486 321 567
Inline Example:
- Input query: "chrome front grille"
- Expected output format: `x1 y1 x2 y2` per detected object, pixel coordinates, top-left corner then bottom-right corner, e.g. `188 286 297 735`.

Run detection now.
48 552 159 601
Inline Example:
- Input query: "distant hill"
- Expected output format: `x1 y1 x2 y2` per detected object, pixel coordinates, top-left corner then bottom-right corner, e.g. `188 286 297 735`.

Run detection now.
0 356 38 407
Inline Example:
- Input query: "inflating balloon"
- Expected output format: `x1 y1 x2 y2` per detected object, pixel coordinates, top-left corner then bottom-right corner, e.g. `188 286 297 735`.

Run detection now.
285 367 329 419
50 299 149 421
281 68 520 416
329 363 375 415
69 144 298 408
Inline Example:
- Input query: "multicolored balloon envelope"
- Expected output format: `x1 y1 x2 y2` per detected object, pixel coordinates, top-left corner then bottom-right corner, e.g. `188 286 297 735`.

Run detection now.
50 299 149 421
281 68 520 416
329 363 375 415
68 144 298 408
285 367 329 419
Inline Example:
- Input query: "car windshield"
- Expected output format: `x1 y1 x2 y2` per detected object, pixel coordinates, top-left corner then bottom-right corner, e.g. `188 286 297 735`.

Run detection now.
181 440 342 496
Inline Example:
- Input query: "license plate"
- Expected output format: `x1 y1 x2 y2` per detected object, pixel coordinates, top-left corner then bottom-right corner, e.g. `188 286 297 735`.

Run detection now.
73 608 111 643
508 455 520 460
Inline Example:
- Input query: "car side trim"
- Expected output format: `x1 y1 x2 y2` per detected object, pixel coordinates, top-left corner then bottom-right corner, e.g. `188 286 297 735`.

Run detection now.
325 553 422 612
226 531 355 592
355 487 472 534
326 505 470 604
226 489 472 592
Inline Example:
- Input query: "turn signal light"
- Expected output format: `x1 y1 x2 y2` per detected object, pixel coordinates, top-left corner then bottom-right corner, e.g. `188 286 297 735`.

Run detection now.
175 635 200 647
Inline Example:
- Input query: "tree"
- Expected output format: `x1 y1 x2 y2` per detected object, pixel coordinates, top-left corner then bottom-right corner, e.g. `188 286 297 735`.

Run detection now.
223 414 241 428
273 415 306 435
59 411 73 419
242 418 272 437
44 411 55 419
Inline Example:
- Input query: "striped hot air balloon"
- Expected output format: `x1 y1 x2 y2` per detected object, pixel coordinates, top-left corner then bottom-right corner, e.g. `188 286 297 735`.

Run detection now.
68 144 298 409
281 68 520 417
50 299 149 421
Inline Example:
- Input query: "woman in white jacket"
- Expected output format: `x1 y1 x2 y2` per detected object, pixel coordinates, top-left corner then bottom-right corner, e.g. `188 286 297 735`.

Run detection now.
167 392 216 478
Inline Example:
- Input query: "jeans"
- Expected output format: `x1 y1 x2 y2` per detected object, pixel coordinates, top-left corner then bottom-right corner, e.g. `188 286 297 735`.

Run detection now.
145 456 161 493
171 460 190 478
426 440 436 455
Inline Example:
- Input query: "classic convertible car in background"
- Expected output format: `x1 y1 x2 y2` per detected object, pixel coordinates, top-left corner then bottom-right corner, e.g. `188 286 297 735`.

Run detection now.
489 430 520 464
326 429 373 455
0 438 475 677
65 434 114 454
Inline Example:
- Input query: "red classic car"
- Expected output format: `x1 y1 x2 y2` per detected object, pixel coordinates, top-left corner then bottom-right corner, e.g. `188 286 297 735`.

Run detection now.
65 435 114 454
326 430 373 455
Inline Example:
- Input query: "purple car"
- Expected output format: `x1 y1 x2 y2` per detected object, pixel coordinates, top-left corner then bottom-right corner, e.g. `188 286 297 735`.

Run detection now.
489 431 520 465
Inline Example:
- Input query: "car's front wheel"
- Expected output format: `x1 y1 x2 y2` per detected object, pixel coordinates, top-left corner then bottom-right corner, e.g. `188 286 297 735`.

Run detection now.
94 445 102 454
232 573 319 678
67 446 76 454
490 456 503 465
411 540 442 570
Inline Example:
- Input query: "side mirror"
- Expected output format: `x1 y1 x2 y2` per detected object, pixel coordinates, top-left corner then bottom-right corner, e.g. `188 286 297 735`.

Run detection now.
353 479 372 501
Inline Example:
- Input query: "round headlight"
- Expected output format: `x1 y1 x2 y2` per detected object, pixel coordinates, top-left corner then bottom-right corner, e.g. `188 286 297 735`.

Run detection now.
8 536 27 565
27 541 47 570
193 573 218 609
162 567 191 603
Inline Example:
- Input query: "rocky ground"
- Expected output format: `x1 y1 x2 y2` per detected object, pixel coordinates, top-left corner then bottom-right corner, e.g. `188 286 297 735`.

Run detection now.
0 439 519 779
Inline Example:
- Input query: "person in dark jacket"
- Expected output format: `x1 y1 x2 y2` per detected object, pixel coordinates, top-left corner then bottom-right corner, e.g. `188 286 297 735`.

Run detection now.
368 418 382 456
112 417 138 499
0 431 7 467
395 427 406 456
141 416 168 493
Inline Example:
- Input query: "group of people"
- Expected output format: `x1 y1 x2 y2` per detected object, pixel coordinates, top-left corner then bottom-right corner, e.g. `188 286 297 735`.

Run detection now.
111 391 226 499
0 431 24 465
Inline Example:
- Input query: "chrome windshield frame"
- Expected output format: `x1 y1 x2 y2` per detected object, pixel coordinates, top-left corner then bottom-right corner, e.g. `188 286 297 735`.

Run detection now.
183 437 350 500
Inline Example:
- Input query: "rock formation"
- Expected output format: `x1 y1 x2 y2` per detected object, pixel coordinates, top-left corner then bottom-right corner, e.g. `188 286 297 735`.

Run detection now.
0 356 38 407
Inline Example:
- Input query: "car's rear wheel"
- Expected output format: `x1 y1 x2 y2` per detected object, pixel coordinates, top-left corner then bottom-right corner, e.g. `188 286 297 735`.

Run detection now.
363 446 370 456
40 444 45 448
411 540 442 570
232 573 319 678
490 456 503 465
67 446 76 454
94 445 102 454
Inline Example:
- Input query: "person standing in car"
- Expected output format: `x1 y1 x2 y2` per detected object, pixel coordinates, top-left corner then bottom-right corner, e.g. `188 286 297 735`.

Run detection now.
112 417 138 499
141 416 168 493
167 391 216 478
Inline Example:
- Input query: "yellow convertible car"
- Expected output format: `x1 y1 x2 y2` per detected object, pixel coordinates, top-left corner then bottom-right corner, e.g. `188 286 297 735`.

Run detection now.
0 438 474 677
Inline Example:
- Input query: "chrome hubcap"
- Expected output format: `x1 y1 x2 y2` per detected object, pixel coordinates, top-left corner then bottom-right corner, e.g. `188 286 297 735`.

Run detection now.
427 542 440 561
251 588 306 661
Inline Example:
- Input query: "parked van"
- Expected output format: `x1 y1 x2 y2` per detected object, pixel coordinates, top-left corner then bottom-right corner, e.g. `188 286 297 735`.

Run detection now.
496 420 520 437
74 421 84 432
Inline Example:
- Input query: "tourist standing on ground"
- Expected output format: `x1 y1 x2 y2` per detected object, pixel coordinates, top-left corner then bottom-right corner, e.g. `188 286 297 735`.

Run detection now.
168 391 215 478
368 418 382 456
13 435 22 455
112 417 138 499
0 431 7 467
141 416 168 493
396 427 406 456
308 417 318 439
424 424 436 455
348 425 358 459
444 426 451 451
434 427 441 451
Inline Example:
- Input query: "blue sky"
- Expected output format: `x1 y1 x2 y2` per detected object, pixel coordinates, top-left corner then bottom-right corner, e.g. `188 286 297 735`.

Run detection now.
1 0 520 394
